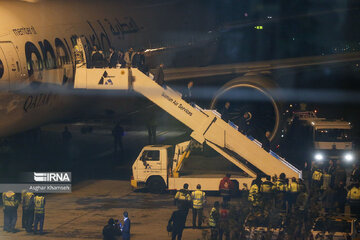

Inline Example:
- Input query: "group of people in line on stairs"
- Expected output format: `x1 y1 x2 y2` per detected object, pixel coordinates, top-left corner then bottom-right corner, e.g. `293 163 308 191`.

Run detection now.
2 190 45 234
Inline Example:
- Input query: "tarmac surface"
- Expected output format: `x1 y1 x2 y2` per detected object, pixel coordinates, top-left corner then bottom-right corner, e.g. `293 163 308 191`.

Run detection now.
0 179 224 240
0 121 227 239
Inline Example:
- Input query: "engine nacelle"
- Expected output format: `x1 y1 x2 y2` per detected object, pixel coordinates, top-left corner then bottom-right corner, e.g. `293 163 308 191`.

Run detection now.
210 73 283 141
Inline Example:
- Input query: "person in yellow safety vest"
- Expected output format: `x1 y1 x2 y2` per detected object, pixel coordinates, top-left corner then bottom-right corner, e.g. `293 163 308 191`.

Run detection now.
34 194 46 234
174 183 192 218
312 166 323 192
260 176 274 210
248 183 261 207
208 201 220 240
74 45 85 67
2 190 19 232
272 173 288 211
347 182 360 217
288 177 300 213
191 184 206 229
22 190 35 232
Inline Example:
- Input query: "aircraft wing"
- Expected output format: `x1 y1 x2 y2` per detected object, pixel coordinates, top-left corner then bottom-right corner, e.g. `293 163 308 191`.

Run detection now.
163 52 360 81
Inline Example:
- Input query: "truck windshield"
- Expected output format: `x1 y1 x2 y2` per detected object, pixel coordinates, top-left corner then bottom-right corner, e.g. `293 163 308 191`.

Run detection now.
313 220 351 233
315 129 352 142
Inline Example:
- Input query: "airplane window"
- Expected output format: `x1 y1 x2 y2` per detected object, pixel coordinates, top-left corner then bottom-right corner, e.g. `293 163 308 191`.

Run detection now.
25 41 43 77
55 38 70 67
39 40 57 69
0 59 3 79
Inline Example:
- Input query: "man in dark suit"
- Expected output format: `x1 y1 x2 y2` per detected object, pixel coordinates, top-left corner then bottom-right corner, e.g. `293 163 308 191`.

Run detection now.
154 63 165 88
220 102 231 123
108 48 118 68
121 211 131 240
168 208 187 240
182 81 194 103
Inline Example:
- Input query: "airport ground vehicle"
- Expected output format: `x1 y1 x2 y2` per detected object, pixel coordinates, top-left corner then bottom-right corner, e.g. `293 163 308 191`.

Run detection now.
310 216 360 240
311 119 353 163
74 64 302 191
130 141 255 192
281 111 354 165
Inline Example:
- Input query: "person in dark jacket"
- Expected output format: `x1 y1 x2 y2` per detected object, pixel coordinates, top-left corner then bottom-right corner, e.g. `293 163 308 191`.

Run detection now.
91 45 105 68
168 209 187 240
350 162 360 185
121 211 131 240
108 48 118 68
112 123 124 155
334 160 347 189
117 50 126 68
220 102 231 123
154 63 165 88
182 81 193 103
137 50 147 74
103 218 121 240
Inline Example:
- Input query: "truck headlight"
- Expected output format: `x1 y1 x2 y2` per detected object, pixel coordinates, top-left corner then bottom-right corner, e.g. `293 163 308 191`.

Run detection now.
314 153 324 161
344 153 354 163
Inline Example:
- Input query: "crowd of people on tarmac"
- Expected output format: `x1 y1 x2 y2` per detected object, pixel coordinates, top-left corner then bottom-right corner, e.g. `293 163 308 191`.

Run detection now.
2 190 46 234
166 159 360 240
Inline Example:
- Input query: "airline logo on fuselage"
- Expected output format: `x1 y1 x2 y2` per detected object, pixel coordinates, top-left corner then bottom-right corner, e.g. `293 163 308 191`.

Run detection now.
98 71 115 85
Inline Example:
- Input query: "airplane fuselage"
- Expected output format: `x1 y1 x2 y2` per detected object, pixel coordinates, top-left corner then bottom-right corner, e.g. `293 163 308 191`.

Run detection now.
0 0 217 137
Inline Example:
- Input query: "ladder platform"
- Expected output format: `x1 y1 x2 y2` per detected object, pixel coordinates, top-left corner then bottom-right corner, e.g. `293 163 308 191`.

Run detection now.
74 67 302 179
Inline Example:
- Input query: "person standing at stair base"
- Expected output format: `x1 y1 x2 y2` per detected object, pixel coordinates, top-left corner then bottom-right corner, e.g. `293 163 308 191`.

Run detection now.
191 184 206 229
219 173 234 204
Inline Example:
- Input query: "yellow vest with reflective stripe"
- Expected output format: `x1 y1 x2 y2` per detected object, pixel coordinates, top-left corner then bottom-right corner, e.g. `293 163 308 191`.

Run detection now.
273 180 287 192
248 184 259 201
348 187 360 201
175 190 191 201
2 192 17 207
289 182 299 193
209 207 217 227
34 196 45 214
260 182 273 193
191 190 205 209
248 184 261 206
312 170 322 181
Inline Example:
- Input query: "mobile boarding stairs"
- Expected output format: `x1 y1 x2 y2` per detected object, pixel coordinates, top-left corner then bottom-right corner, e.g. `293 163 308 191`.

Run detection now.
74 66 301 179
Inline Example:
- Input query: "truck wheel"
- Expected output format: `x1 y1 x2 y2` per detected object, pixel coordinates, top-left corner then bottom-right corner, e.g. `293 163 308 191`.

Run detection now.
147 177 166 194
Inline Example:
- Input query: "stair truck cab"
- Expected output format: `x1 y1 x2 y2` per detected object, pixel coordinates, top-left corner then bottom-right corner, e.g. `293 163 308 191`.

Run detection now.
131 141 254 193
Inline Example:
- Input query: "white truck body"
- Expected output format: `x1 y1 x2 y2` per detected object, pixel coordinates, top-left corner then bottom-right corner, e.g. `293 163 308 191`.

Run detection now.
310 119 353 162
131 143 254 191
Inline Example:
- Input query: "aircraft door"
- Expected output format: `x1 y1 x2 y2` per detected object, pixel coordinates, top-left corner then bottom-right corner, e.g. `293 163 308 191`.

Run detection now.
74 37 89 68
0 42 21 89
